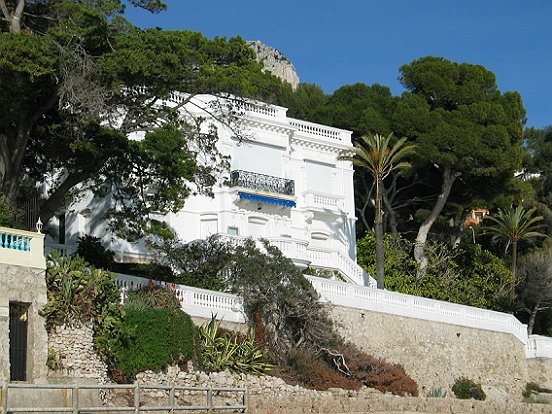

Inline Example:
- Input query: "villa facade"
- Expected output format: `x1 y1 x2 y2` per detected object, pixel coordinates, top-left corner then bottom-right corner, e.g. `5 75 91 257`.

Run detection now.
44 95 375 287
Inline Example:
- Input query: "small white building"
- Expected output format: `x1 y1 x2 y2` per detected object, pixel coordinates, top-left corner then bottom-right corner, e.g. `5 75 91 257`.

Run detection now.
45 95 375 287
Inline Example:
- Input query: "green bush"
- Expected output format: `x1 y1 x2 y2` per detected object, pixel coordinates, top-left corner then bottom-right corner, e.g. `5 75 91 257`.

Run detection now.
76 235 114 270
124 283 181 311
112 262 175 281
41 253 129 362
115 307 196 381
196 316 274 375
452 377 486 400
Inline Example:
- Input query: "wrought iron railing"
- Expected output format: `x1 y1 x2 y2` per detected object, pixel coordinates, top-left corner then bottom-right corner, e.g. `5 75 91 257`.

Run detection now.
230 170 295 196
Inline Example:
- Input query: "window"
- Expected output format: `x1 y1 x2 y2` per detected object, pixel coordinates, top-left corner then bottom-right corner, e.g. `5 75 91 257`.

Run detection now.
306 160 334 193
227 226 239 236
233 142 283 177
57 213 66 244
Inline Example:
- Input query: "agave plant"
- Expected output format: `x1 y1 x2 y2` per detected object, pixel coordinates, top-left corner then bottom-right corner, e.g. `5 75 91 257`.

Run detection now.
197 316 274 375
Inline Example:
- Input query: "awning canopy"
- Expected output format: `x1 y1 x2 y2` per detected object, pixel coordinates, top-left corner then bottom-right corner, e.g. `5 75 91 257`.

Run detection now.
238 192 296 207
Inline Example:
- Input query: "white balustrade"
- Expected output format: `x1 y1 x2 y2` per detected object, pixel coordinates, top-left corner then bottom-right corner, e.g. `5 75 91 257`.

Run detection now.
242 102 287 119
114 272 532 347
303 191 344 210
44 243 74 257
306 276 529 344
115 273 245 323
526 335 552 358
267 237 308 260
289 119 350 143
306 247 376 287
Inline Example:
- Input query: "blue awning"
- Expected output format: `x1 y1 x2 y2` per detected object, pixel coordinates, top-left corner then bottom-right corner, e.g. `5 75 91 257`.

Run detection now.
238 192 296 207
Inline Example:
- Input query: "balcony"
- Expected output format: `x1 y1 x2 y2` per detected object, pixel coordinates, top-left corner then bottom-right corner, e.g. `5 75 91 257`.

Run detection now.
0 226 46 269
230 170 295 196
303 191 344 211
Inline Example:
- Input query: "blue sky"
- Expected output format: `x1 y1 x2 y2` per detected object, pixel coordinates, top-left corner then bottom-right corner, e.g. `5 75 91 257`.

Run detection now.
125 0 552 128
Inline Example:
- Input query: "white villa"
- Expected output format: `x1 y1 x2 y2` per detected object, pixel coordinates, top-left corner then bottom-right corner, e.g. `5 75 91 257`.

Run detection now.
44 94 375 287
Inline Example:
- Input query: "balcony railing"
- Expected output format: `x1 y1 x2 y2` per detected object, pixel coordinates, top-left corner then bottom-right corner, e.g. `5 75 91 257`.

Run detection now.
526 335 552 358
303 191 344 210
0 226 46 269
230 170 295 196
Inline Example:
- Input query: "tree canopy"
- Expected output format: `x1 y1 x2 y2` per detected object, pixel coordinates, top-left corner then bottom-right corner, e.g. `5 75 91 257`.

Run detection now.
0 0 292 237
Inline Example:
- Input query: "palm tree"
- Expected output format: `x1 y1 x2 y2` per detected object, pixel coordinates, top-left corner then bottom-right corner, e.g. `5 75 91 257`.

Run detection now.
341 133 415 289
483 206 546 276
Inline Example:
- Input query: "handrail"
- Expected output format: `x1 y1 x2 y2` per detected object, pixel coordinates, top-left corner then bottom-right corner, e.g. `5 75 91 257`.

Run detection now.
289 119 351 143
2 383 247 413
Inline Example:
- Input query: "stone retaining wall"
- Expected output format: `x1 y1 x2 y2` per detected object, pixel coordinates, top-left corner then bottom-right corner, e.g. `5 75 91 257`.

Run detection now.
329 305 529 399
48 321 108 383
126 366 551 414
528 358 552 390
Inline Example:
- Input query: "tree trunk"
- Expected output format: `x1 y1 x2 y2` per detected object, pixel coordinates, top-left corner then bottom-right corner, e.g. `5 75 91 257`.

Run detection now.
374 175 385 289
382 186 398 235
511 240 518 277
39 172 91 226
0 0 25 33
528 301 540 335
413 166 460 276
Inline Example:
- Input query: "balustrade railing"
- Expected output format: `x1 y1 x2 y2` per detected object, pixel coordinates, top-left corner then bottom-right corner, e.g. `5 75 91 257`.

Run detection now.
306 247 376 287
267 237 308 260
307 276 528 344
114 272 530 346
290 119 350 143
0 226 45 269
115 273 244 323
526 335 552 358
303 191 344 210
230 170 295 196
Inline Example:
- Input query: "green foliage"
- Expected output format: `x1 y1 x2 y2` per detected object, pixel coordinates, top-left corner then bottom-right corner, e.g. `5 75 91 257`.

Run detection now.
483 205 546 273
523 382 552 399
357 233 516 312
115 307 196 381
111 262 175 282
157 235 233 291
196 317 273 375
226 239 340 361
41 253 129 362
356 232 417 281
124 283 180 311
76 235 114 270
428 387 447 398
46 348 65 371
452 377 486 400
1 0 292 237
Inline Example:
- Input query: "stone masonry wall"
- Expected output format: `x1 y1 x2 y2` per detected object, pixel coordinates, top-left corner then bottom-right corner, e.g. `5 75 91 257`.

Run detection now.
527 358 552 390
329 305 529 399
48 321 108 383
0 263 48 385
127 366 551 414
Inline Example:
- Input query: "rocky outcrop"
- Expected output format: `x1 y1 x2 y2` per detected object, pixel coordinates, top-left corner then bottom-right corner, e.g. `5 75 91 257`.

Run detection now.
247 40 300 90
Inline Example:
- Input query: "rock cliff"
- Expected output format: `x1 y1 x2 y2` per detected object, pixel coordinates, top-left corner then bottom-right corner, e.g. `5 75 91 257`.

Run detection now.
247 40 300 90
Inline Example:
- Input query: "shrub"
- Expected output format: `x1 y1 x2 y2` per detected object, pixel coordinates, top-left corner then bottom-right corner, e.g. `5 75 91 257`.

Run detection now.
452 377 486 400
124 283 181 311
115 307 196 381
41 254 128 363
428 387 447 398
283 349 361 391
196 317 274 375
112 262 175 281
76 235 114 270
338 344 418 396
